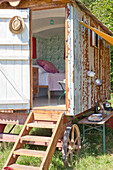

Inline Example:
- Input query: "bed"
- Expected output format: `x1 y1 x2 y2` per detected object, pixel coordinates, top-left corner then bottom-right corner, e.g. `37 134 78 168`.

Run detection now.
33 65 65 99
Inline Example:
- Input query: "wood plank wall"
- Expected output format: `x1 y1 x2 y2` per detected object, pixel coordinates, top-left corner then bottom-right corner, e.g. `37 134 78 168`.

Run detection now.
0 9 30 110
67 2 111 116
0 0 110 115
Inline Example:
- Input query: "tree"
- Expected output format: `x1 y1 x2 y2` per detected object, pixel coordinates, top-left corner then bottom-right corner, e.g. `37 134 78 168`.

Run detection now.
81 0 113 31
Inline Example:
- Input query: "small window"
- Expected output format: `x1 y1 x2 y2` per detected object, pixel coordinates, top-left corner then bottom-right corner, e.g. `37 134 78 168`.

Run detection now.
90 30 98 47
95 34 98 47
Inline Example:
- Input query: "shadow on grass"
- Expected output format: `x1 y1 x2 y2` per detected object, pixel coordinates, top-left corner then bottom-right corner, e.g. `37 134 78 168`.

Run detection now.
50 126 113 170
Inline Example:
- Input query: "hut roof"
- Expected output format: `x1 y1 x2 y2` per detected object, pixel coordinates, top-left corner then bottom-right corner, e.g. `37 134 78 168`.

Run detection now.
0 0 113 35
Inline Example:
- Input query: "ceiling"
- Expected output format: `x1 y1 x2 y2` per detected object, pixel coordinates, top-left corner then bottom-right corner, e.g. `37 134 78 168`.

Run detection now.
32 8 65 38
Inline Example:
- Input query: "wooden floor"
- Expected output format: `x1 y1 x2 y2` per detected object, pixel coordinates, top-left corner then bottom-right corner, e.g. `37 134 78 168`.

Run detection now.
33 105 66 111
33 96 65 107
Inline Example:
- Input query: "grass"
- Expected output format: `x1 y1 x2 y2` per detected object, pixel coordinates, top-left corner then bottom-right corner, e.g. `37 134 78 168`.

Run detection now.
1 129 113 170
1 125 113 169
1 97 113 169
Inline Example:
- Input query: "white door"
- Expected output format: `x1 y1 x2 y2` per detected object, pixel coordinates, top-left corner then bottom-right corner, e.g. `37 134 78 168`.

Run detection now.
0 9 30 110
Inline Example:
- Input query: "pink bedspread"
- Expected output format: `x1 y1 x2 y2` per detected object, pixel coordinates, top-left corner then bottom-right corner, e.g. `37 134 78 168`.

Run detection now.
48 73 65 91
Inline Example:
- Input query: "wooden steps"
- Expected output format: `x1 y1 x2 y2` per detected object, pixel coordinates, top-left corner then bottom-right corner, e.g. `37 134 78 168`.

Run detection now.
27 122 56 129
0 133 62 147
34 112 60 121
3 109 64 170
9 164 39 170
13 149 46 158
21 135 51 143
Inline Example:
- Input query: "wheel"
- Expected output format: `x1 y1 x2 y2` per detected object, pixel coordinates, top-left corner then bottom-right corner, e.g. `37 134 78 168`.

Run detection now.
62 124 81 167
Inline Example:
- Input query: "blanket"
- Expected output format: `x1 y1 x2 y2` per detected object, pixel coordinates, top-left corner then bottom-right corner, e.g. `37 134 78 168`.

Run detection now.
48 73 65 91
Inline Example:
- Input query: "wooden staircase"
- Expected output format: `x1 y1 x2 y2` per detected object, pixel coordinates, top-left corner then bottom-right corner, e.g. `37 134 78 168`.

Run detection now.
3 109 64 170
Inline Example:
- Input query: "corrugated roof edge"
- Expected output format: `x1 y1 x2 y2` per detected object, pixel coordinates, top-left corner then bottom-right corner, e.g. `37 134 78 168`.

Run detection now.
74 0 113 36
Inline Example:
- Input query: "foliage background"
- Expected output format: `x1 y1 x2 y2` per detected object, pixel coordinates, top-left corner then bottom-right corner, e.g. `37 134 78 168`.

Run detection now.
81 0 113 91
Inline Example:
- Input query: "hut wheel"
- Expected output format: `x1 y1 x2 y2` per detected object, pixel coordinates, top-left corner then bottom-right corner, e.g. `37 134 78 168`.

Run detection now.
62 124 81 167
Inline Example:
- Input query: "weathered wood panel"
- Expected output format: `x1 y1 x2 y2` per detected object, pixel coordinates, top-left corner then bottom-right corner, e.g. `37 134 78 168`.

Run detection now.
0 9 30 110
66 3 74 115
67 2 111 116
90 19 98 107
73 3 90 115
94 47 99 101
99 38 111 101
82 15 90 111
0 0 66 10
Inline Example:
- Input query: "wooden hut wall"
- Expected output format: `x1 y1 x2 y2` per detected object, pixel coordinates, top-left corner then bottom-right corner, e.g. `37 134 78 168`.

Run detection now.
0 9 30 110
65 3 74 115
0 0 110 114
99 35 111 101
0 0 67 10
66 3 111 116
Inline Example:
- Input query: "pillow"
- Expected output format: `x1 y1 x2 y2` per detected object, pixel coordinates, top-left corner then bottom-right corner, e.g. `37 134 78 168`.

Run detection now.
37 60 59 73
37 60 46 67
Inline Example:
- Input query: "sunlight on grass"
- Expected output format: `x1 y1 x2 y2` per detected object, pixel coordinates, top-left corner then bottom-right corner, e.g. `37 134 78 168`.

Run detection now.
17 156 41 167
1 127 113 170
108 93 113 107
0 143 12 169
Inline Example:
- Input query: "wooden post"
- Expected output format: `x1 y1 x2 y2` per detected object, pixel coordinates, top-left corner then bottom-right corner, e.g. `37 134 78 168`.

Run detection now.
30 9 33 109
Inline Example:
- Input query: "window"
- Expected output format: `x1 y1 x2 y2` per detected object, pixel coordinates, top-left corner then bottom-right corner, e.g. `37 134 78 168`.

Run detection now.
90 30 98 47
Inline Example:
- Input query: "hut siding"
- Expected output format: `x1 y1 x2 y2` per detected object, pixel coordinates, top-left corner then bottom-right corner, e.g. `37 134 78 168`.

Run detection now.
0 9 30 110
67 3 111 116
0 2 110 113
99 38 111 100
66 3 75 115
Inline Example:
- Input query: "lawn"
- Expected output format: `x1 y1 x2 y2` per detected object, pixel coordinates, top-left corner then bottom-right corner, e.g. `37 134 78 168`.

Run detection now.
1 98 113 169
1 126 113 170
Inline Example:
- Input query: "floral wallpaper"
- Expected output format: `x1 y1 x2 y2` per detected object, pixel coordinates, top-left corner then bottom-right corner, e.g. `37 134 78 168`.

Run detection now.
37 36 47 60
33 33 65 72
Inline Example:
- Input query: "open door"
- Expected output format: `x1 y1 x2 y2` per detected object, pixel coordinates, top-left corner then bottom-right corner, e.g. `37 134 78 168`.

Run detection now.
0 9 30 110
32 8 65 107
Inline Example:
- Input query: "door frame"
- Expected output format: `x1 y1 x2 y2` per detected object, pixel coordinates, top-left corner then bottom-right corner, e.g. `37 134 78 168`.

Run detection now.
30 5 68 109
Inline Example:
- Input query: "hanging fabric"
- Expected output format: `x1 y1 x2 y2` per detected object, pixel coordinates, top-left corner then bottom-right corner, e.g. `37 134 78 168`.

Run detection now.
32 37 37 59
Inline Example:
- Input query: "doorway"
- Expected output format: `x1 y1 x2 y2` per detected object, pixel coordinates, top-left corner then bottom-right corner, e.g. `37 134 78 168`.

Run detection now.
31 8 66 107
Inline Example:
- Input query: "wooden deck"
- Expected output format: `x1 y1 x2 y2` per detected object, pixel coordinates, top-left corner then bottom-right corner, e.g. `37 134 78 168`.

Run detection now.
33 105 67 111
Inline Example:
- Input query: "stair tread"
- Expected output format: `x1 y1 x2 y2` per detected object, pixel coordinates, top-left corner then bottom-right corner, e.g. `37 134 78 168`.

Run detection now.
13 149 46 157
33 112 60 121
27 122 56 129
21 135 51 142
9 164 39 170
33 105 66 111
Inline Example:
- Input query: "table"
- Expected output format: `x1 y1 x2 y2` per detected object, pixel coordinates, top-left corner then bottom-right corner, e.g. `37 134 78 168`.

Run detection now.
57 79 66 104
78 111 113 153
